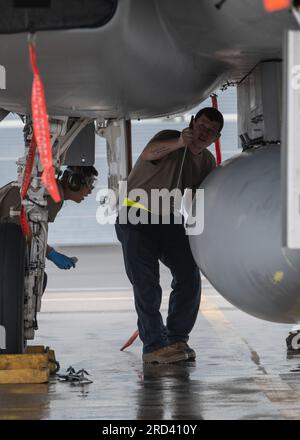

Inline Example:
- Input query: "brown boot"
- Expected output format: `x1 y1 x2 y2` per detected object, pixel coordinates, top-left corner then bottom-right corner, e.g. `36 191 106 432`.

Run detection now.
172 342 196 360
142 344 188 364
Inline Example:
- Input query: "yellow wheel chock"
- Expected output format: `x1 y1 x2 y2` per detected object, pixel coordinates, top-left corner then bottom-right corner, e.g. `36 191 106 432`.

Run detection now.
0 345 59 384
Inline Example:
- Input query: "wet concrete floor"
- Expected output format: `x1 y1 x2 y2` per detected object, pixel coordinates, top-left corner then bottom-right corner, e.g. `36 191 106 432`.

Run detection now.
1 284 300 420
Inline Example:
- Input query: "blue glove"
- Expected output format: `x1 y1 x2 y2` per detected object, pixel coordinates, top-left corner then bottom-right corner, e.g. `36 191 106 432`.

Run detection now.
47 249 76 270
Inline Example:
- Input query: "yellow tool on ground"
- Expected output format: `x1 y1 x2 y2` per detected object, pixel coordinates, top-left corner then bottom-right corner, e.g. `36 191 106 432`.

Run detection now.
0 345 59 384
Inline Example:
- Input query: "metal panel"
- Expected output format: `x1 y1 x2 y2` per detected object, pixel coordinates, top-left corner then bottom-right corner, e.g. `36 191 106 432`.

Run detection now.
237 61 282 148
64 122 95 166
261 61 282 142
0 65 5 90
283 30 300 248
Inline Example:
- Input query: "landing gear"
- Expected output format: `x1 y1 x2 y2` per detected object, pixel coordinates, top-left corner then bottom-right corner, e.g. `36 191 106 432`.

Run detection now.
286 330 300 354
96 118 132 215
0 223 26 354
0 115 93 354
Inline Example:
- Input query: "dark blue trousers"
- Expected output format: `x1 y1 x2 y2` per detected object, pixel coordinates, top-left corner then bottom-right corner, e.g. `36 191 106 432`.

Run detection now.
115 218 201 354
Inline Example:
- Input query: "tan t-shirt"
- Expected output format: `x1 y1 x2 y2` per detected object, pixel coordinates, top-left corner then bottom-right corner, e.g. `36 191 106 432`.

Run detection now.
0 181 64 224
126 130 216 215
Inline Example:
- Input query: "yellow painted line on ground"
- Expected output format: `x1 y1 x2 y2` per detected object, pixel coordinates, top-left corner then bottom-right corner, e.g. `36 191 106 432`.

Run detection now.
200 295 240 337
200 294 300 420
255 376 300 420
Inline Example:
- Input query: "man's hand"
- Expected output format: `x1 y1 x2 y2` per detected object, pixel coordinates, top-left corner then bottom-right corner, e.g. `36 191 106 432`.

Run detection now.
46 249 77 270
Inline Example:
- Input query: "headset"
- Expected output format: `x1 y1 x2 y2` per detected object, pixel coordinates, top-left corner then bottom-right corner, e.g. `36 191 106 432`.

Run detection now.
66 169 85 192
64 167 97 192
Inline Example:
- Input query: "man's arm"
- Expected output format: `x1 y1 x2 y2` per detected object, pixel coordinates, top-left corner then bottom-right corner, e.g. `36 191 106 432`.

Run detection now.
46 246 77 270
140 119 195 162
140 132 184 161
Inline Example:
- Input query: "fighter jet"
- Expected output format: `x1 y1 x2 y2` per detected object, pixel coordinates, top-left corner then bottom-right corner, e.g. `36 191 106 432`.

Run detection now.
0 0 299 354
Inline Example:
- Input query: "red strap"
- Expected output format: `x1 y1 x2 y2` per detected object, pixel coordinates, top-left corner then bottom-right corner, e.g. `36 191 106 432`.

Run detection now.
210 94 222 166
29 41 61 203
19 39 61 237
263 0 290 12
120 330 139 351
20 206 31 237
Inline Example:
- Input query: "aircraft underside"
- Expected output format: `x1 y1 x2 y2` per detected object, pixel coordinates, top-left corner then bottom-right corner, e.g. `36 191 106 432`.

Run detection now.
0 0 297 119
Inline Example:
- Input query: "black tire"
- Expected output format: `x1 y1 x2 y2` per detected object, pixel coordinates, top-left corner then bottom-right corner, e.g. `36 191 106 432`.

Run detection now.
0 222 26 354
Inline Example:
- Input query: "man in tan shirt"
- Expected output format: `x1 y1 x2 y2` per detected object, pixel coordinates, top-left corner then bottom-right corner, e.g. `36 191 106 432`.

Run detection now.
0 165 97 270
115 107 223 364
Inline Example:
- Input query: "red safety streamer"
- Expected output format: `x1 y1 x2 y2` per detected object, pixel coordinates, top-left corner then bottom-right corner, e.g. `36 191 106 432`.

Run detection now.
28 40 61 203
20 206 31 237
19 135 38 237
210 94 222 166
120 329 139 351
263 0 290 12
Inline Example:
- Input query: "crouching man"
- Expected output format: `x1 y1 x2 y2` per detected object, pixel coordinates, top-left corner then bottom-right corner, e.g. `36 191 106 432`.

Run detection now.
0 165 98 275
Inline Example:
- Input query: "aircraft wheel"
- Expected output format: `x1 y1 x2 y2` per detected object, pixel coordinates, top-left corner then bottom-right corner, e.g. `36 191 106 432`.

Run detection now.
286 330 300 353
0 222 26 354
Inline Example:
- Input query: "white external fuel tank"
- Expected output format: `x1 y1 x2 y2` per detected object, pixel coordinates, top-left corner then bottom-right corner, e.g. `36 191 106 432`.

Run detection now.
189 145 300 323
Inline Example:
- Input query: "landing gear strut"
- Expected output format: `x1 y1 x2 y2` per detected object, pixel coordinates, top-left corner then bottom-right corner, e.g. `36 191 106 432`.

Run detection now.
0 115 92 353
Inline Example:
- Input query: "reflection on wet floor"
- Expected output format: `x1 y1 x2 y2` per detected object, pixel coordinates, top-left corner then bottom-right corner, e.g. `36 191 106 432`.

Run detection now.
0 384 50 420
136 362 203 420
1 289 300 420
